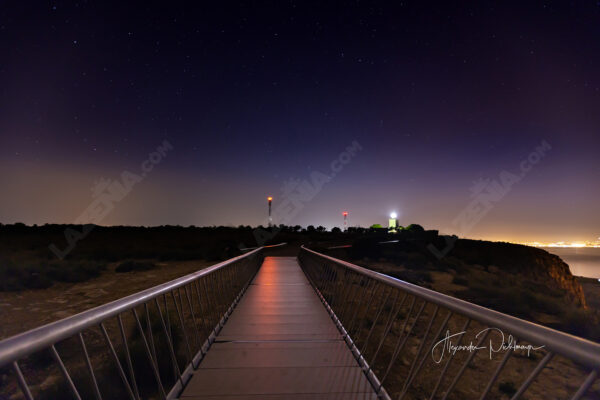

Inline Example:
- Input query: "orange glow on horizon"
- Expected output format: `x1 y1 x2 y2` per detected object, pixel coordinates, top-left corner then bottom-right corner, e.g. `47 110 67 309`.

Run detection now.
507 240 600 248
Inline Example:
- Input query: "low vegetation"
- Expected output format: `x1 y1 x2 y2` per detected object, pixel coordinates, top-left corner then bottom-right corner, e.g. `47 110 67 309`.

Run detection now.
0 222 357 291
2 222 598 342
0 258 107 291
1 222 599 399
498 381 518 396
30 308 186 400
115 260 157 273
332 231 600 342
0 224 251 291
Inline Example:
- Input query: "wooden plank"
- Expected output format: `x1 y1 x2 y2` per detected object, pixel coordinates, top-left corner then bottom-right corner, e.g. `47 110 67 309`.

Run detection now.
179 257 376 398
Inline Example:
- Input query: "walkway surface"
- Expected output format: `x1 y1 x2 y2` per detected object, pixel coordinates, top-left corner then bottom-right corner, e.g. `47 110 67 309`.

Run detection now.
180 256 377 399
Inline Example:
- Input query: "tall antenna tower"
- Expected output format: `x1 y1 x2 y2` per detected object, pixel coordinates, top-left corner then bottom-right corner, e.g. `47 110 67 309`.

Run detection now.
267 197 273 227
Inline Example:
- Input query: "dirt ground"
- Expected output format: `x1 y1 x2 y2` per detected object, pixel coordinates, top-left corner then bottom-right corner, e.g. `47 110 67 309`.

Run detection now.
1 254 599 400
0 259 212 340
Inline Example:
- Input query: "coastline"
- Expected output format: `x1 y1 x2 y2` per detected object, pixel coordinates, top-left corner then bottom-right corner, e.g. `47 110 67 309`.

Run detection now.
542 246 600 279
577 276 600 310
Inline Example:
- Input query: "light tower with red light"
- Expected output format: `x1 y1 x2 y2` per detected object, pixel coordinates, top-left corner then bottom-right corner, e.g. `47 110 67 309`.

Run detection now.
342 211 348 231
267 196 273 227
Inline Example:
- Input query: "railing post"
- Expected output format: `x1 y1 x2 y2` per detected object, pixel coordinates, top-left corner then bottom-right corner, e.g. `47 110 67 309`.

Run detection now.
297 246 600 400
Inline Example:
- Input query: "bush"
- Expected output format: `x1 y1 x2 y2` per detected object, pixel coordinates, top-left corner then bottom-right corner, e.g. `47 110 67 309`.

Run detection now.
25 347 54 368
452 276 469 286
47 261 107 283
125 307 186 397
349 237 384 259
203 240 241 261
559 309 600 342
0 259 106 290
498 381 517 396
405 224 425 232
0 259 46 290
388 270 432 285
0 225 262 291
35 308 187 400
455 281 571 322
115 260 157 273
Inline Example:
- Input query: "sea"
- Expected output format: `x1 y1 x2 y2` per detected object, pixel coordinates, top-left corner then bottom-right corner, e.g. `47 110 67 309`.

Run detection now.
541 247 600 279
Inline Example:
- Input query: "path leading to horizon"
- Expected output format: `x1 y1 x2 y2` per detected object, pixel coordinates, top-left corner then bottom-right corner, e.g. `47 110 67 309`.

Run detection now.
180 256 377 399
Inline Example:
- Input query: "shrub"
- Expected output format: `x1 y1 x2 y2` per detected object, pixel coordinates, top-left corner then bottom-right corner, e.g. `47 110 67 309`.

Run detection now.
405 224 425 232
32 306 188 400
125 307 186 395
25 347 54 368
115 260 157 273
452 276 469 286
47 261 107 283
0 259 106 290
349 237 384 259
203 240 241 261
559 309 600 342
499 381 517 396
389 270 432 285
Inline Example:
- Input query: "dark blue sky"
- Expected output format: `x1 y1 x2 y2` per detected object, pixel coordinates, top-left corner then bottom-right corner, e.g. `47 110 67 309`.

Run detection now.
1 1 599 242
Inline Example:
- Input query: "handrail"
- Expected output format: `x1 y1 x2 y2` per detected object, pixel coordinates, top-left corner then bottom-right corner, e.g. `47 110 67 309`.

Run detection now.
301 246 600 369
299 245 600 400
0 245 274 400
0 247 262 368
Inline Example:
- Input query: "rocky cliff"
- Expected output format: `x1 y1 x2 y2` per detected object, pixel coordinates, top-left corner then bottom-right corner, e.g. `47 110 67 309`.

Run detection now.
346 234 587 309
448 239 587 308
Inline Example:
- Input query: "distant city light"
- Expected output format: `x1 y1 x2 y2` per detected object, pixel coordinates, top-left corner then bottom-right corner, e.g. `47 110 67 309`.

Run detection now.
390 212 397 219
343 211 348 216
516 240 600 248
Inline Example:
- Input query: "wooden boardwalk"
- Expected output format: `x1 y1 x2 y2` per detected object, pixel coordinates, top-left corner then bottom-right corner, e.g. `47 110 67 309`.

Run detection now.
180 256 377 399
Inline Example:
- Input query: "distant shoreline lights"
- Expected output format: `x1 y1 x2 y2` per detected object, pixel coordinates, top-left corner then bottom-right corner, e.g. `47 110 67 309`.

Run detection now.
517 241 600 248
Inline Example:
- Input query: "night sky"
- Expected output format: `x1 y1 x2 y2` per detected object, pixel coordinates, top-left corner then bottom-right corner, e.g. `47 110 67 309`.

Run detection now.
1 2 599 242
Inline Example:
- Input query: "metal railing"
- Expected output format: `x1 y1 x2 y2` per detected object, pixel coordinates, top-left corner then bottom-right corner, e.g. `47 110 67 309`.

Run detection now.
0 247 266 400
299 246 600 400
